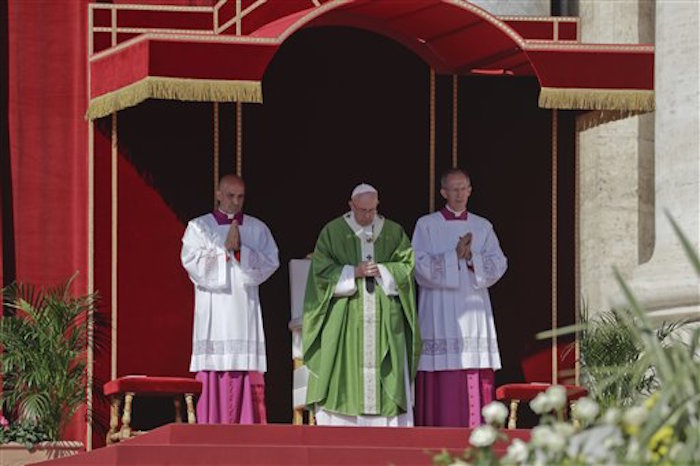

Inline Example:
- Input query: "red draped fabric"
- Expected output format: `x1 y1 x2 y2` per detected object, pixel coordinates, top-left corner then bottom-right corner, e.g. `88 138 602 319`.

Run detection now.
7 0 90 442
1 0 8 295
8 0 89 290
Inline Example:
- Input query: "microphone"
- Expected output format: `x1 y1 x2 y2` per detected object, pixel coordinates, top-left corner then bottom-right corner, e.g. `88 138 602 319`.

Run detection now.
366 226 375 294
366 275 375 294
365 254 375 293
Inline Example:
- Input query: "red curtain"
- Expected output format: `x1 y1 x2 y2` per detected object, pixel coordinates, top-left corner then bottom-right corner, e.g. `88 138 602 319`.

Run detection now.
7 0 90 442
7 1 89 294
1 0 9 294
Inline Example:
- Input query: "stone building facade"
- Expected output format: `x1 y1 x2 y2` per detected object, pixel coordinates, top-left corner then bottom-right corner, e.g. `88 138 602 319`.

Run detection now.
478 0 699 321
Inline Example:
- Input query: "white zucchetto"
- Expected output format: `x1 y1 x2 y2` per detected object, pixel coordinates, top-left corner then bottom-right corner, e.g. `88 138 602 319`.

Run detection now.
351 183 378 199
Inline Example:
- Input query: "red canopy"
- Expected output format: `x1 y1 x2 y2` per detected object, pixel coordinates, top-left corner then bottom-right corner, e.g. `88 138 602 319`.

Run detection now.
87 0 654 119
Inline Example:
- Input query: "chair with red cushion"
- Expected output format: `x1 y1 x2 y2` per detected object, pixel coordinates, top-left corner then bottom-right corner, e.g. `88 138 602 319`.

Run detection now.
495 346 588 428
103 376 202 444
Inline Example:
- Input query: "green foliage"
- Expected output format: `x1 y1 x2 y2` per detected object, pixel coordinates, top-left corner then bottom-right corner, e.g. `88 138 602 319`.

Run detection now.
0 420 50 450
577 307 688 409
612 274 700 464
0 274 99 442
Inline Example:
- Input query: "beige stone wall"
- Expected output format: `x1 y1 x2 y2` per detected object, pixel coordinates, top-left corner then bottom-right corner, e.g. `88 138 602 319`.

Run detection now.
577 0 656 315
620 0 700 322
467 0 697 321
578 0 699 322
578 116 653 314
579 0 654 42
470 0 549 16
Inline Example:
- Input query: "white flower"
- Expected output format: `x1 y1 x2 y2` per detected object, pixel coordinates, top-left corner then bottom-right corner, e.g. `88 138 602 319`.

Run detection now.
626 438 641 460
602 434 625 450
545 385 568 411
531 425 553 448
531 425 566 453
669 441 685 460
502 438 529 464
602 407 621 425
553 422 576 438
482 401 509 427
469 425 498 448
529 392 553 414
567 425 623 463
546 432 566 453
571 397 599 423
623 406 648 428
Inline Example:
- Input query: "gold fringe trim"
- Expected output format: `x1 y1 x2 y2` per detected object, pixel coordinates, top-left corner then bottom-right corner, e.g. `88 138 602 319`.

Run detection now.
86 76 262 120
539 87 655 112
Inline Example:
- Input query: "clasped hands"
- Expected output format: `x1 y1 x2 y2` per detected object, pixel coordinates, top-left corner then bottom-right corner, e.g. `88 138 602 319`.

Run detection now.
355 260 380 278
224 220 241 252
456 232 473 261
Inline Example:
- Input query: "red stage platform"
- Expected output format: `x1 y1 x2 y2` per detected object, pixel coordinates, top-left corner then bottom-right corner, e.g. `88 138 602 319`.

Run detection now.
37 424 530 465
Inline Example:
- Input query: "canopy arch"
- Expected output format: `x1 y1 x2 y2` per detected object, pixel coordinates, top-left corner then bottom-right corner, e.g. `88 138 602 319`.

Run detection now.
87 0 653 120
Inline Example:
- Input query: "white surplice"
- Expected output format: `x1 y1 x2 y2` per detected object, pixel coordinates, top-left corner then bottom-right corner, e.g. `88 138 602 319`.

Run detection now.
412 210 507 371
181 213 279 373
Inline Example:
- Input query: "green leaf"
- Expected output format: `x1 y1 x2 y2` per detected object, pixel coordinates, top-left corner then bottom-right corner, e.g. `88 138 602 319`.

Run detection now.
1 274 105 441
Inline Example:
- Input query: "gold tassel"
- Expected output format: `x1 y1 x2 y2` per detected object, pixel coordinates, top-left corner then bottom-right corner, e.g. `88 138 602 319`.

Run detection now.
539 87 655 112
86 77 262 120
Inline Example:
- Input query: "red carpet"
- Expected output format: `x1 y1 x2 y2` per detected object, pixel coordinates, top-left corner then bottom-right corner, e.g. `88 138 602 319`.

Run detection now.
36 424 530 465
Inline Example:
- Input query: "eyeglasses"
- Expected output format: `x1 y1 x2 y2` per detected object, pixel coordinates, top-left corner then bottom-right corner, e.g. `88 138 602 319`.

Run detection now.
443 186 472 193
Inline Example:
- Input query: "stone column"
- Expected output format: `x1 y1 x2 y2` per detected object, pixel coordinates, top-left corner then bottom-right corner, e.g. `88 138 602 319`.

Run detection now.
620 0 700 321
577 0 656 315
470 0 549 16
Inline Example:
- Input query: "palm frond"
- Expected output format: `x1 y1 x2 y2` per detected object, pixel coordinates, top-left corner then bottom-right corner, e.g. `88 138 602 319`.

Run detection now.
1 274 105 441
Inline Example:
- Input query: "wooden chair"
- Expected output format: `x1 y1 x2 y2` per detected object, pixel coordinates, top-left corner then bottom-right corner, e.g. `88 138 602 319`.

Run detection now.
496 346 587 428
103 376 202 444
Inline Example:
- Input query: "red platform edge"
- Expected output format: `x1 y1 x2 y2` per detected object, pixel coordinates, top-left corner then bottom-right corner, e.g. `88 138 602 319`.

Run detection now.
35 424 531 465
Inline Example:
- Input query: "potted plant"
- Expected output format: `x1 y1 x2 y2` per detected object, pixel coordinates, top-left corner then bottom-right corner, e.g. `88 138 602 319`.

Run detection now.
0 274 102 464
575 307 687 411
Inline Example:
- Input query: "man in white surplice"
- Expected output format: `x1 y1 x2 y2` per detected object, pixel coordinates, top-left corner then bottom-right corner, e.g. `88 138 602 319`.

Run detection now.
412 168 507 427
181 174 279 424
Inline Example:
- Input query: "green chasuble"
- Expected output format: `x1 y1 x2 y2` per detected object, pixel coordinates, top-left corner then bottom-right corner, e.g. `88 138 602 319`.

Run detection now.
303 213 421 417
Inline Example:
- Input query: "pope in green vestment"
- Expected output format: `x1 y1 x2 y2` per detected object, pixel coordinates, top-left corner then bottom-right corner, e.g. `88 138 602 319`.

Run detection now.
303 185 421 422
